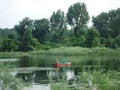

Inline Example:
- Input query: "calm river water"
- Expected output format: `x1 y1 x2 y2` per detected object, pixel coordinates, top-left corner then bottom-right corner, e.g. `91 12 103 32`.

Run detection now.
0 54 120 90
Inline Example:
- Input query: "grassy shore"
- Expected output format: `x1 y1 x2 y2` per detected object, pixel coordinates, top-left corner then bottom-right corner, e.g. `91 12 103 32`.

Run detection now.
36 47 120 56
51 70 120 90
0 51 29 58
0 47 120 58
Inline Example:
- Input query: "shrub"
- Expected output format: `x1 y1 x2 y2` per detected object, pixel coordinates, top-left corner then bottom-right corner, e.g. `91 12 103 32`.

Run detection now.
0 63 24 90
78 70 120 90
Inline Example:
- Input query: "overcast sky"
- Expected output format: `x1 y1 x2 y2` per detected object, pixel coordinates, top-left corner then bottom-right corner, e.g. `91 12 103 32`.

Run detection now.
0 0 120 28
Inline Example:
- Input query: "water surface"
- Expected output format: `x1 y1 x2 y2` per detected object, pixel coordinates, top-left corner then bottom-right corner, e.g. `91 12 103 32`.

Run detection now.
0 54 120 90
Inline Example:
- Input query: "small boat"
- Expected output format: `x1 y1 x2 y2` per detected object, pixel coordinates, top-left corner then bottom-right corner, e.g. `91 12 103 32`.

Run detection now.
51 62 71 68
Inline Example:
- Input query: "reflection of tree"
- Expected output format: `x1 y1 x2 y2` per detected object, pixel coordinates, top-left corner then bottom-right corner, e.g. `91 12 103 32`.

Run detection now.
105 59 120 71
34 71 48 83
19 56 51 67
19 56 38 67
17 73 33 83
17 71 49 84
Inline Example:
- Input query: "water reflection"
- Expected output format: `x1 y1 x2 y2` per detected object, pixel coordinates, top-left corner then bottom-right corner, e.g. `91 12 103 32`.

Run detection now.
17 55 120 71
16 68 75 84
10 55 120 84
65 69 75 80
0 55 120 90
18 55 51 67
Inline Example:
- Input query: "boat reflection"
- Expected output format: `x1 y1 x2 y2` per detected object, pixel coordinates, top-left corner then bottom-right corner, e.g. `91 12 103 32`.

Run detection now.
16 67 75 84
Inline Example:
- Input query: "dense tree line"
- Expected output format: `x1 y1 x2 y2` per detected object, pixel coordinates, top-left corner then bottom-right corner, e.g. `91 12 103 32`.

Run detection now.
93 8 120 48
0 2 120 52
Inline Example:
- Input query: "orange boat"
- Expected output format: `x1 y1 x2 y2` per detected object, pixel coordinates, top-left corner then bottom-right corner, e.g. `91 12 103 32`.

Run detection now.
51 62 71 68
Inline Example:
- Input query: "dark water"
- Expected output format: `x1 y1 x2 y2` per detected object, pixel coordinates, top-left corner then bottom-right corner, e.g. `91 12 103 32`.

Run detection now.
1 55 120 84
18 55 120 71
14 55 120 83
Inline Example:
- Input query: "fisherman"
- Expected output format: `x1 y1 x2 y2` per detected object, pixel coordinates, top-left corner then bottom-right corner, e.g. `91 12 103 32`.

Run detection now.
56 59 60 70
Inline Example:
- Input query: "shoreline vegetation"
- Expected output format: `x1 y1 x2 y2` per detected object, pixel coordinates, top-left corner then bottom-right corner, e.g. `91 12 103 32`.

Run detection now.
0 47 120 58
50 70 120 90
0 2 120 53
0 47 120 90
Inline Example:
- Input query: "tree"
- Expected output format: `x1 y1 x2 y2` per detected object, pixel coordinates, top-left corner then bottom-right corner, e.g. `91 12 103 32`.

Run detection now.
33 18 50 43
93 8 120 38
0 28 15 38
20 29 39 51
85 28 100 48
1 38 18 52
105 37 114 48
92 12 110 38
109 8 120 37
67 2 89 37
0 28 19 52
50 9 67 31
14 17 33 41
50 9 67 43
114 35 120 48
0 38 3 51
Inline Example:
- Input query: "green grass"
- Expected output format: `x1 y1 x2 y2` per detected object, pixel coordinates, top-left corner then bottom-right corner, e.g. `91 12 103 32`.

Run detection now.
0 52 29 58
0 63 25 90
78 70 120 90
36 47 120 56
50 70 120 90
0 47 120 58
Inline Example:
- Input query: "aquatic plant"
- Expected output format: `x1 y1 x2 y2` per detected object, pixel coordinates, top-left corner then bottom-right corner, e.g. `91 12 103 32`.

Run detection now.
78 70 120 90
0 63 24 90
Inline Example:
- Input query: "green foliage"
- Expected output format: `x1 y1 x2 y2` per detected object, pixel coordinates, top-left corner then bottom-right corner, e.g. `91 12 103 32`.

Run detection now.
0 28 10 38
0 4 120 52
93 8 120 38
100 37 107 47
50 9 67 43
36 47 120 56
0 38 3 51
100 36 120 48
51 70 120 90
85 28 100 48
20 29 40 52
1 38 18 52
62 37 70 46
92 12 110 38
39 42 63 50
105 37 115 48
69 36 86 47
114 35 120 48
14 17 33 40
0 63 24 90
33 18 50 43
50 9 67 31
39 44 51 50
0 29 19 52
78 70 120 90
67 2 89 37
31 38 40 50
109 8 120 37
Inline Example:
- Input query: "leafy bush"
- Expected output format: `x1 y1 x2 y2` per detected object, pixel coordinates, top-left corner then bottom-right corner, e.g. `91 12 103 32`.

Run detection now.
0 63 24 90
114 35 120 48
85 28 100 48
78 70 120 90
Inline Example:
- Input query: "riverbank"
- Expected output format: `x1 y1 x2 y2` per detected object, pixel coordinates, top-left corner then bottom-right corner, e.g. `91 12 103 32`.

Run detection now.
51 70 120 90
0 47 120 58
35 47 120 56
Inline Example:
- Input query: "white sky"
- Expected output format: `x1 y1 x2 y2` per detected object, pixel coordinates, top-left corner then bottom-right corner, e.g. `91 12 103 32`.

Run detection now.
0 0 120 28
